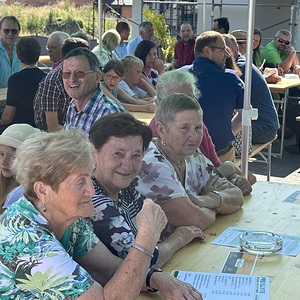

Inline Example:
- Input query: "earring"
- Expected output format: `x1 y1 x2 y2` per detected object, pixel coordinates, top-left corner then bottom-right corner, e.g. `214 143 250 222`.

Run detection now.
162 140 166 147
42 206 47 212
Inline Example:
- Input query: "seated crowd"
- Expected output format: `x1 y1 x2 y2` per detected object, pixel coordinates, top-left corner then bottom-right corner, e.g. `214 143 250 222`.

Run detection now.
0 13 296 298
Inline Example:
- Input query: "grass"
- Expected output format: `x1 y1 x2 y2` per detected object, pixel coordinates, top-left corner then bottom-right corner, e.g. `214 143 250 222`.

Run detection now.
0 0 109 38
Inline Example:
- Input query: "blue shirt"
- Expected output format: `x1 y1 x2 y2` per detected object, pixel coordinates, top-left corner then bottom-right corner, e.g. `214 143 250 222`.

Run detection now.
64 87 127 133
236 55 279 132
0 39 22 87
192 57 244 151
114 41 128 58
127 35 142 55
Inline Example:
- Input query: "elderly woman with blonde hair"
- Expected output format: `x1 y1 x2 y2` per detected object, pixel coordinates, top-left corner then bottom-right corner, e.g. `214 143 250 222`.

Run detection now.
92 29 121 68
0 129 203 299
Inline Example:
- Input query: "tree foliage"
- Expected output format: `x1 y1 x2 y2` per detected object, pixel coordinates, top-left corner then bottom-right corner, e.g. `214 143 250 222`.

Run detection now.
144 6 176 63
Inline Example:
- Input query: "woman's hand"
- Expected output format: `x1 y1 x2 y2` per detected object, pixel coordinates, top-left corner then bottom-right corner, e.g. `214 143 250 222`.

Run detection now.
229 174 252 195
136 198 167 242
153 58 165 74
201 175 229 195
152 271 203 300
172 226 205 247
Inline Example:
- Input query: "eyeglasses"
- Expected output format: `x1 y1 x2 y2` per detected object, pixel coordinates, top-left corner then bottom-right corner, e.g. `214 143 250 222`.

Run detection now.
46 45 60 51
105 74 121 82
2 28 19 35
62 70 95 79
209 46 227 53
276 37 290 45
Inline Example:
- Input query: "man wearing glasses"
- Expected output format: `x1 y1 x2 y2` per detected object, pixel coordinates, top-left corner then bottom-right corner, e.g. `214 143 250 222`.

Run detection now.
261 29 299 73
63 48 126 133
192 31 244 163
0 15 22 88
46 31 70 71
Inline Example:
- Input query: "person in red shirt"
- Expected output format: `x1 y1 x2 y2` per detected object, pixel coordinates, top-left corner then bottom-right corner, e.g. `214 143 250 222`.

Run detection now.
172 22 195 69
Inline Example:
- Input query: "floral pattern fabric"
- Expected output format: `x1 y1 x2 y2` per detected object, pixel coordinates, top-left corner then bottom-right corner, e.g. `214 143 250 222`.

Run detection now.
90 179 142 259
0 197 99 299
136 140 215 237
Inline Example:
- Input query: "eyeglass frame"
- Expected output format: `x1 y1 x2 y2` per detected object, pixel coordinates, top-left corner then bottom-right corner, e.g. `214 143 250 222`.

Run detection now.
46 45 60 51
276 37 290 45
105 73 122 82
209 46 227 53
1 28 19 35
62 70 96 79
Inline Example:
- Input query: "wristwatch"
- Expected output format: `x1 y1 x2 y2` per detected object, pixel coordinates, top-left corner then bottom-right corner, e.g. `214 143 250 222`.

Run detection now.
211 190 223 209
146 266 163 292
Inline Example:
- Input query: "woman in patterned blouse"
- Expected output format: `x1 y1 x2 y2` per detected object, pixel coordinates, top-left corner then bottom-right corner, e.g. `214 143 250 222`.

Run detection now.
89 112 205 268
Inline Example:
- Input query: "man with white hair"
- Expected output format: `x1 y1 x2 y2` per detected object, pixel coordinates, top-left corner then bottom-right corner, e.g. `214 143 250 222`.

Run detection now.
127 21 164 60
46 31 70 71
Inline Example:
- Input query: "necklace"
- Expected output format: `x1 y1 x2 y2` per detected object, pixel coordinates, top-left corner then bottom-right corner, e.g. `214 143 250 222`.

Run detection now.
156 140 186 171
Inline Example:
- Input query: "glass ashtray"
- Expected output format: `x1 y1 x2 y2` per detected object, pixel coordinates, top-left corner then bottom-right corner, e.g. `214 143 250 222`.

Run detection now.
240 231 283 255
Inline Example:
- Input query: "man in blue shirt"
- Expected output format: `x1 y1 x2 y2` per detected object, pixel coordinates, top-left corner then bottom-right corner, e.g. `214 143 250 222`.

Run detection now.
224 33 280 144
114 22 130 59
127 21 164 61
192 31 244 162
0 15 22 88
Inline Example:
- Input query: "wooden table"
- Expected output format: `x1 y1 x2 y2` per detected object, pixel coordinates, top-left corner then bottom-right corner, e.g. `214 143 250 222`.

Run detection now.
0 87 7 104
131 112 154 125
138 181 300 300
268 77 300 157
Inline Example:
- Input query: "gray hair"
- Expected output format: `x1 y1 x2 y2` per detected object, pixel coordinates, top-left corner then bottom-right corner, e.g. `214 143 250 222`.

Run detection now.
155 93 202 129
121 54 143 69
156 70 201 101
139 21 153 32
275 29 291 38
13 129 94 201
49 31 71 44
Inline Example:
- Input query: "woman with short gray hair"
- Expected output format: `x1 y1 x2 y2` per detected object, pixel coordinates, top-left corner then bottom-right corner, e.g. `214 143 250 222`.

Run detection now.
137 93 244 238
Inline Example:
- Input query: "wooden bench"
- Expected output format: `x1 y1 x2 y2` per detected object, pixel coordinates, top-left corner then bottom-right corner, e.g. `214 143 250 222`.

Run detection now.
234 137 276 181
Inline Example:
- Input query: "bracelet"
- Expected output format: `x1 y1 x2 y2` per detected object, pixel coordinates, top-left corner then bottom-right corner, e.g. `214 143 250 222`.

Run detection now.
146 266 163 292
211 190 223 209
132 243 153 258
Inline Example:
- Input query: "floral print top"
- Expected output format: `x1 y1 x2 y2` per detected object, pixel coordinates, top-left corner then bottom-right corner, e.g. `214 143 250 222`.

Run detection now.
91 179 142 259
90 179 159 265
136 140 215 237
0 197 99 299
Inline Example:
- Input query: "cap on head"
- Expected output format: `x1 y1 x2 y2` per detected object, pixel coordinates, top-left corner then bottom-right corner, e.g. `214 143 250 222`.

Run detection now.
0 124 41 149
230 29 247 43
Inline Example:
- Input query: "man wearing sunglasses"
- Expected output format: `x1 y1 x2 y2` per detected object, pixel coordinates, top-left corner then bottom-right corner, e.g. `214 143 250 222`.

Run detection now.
261 29 299 74
0 15 22 88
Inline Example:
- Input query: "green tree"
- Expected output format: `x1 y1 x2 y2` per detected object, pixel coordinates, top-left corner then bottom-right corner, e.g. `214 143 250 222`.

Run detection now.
144 6 177 63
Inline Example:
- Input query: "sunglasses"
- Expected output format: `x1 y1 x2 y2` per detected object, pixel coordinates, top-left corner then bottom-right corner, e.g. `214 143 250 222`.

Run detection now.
276 37 290 45
62 70 95 79
2 28 19 35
